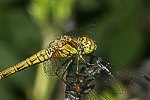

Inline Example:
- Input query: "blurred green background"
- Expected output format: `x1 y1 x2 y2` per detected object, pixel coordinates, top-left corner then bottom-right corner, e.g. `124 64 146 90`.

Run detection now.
0 0 150 100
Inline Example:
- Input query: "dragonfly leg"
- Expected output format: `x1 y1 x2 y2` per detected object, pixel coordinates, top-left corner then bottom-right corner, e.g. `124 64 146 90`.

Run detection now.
55 67 68 85
55 58 74 85
80 55 95 66
76 57 80 74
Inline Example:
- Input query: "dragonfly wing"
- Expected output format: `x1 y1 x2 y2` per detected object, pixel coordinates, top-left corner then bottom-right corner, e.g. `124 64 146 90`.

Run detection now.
93 76 122 100
83 89 111 100
114 69 150 99
108 61 150 99
94 64 150 100
43 57 69 76
43 59 55 76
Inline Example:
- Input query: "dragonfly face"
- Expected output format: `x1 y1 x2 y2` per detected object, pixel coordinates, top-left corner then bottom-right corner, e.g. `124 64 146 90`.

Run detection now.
77 36 97 55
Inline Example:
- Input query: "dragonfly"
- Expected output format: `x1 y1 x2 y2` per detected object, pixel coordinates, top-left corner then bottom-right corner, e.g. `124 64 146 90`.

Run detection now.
63 55 150 100
0 35 97 80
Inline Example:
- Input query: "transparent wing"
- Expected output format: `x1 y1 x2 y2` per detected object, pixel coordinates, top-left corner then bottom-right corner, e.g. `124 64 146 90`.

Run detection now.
94 59 150 100
80 89 111 100
94 73 127 100
113 69 150 99
43 57 70 76
84 90 100 100
64 18 98 40
110 61 150 99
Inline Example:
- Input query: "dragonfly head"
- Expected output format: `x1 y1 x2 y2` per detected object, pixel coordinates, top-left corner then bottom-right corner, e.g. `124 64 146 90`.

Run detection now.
78 36 97 55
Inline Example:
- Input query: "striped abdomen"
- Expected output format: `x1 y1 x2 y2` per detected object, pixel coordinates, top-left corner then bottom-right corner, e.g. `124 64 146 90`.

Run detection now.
0 48 51 79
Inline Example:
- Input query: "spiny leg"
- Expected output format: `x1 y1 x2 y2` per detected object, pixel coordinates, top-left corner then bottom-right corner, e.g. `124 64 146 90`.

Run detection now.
60 59 74 81
76 56 80 74
76 55 95 76
55 56 75 85
76 54 91 74
80 55 95 66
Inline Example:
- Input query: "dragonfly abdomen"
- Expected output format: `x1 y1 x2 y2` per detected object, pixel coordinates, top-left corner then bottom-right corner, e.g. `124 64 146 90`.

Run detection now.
0 49 51 79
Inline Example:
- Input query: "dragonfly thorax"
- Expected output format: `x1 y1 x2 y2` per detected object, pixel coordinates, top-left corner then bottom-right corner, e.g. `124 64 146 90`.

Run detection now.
77 36 97 55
